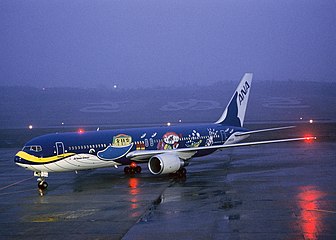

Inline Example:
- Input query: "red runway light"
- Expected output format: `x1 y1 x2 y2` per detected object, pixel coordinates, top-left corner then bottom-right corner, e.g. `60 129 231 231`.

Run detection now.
78 128 85 134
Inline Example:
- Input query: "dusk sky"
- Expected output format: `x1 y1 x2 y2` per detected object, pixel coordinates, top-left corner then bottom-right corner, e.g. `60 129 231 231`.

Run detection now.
1 0 335 88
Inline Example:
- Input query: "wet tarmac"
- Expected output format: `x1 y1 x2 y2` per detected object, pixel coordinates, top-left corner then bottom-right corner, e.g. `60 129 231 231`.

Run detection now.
0 141 335 239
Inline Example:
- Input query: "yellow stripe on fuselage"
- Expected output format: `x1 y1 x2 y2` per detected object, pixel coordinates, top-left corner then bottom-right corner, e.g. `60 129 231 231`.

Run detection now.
16 151 75 163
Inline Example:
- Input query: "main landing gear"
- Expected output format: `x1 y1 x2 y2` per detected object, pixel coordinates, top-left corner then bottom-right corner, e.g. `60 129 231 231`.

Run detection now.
170 167 187 178
124 162 142 175
175 168 187 178
170 168 187 182
34 171 49 190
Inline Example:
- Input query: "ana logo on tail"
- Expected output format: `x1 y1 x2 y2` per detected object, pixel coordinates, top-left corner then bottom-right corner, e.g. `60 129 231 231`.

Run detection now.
215 73 253 127
238 81 250 105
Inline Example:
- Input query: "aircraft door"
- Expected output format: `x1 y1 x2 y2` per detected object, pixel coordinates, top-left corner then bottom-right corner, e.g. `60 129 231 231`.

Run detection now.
145 139 149 148
56 142 65 155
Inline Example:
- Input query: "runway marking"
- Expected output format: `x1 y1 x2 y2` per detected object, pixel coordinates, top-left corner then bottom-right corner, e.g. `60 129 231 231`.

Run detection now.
160 99 221 111
0 176 34 191
0 188 36 196
28 209 99 222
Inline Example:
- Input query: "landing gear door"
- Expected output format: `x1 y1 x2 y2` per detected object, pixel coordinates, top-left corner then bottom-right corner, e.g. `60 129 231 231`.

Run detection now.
56 142 65 155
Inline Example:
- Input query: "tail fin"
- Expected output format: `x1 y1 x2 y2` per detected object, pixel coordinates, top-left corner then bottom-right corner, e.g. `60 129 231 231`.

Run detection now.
215 73 253 127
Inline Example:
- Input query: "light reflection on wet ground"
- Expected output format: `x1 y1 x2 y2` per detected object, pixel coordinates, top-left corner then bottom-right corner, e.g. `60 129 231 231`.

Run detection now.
0 141 335 239
296 186 325 240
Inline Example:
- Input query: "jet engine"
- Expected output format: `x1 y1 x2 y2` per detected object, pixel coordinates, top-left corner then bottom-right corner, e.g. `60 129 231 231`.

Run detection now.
148 153 185 175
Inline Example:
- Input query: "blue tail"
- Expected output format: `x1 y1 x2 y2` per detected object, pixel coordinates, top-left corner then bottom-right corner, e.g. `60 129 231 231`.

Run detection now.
215 73 253 127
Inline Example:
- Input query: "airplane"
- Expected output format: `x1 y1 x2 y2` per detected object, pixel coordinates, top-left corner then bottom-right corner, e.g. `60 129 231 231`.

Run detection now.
14 73 315 190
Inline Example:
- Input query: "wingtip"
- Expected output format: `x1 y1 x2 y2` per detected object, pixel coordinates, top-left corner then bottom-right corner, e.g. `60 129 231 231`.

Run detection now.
304 136 317 141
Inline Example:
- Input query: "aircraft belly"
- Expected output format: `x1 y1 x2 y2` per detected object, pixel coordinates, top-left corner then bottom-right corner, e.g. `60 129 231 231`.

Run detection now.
17 154 120 172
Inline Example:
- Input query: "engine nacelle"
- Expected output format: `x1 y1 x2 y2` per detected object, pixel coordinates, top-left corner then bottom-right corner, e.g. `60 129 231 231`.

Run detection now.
148 153 184 175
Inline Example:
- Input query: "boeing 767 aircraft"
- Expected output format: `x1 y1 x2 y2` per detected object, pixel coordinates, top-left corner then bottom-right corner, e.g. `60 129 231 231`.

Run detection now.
14 73 314 190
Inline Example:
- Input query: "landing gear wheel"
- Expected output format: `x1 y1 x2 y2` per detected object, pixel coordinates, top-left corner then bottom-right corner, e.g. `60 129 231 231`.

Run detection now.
124 164 141 175
135 166 142 174
124 167 130 174
34 172 49 190
173 168 187 182
38 181 48 190
176 168 187 178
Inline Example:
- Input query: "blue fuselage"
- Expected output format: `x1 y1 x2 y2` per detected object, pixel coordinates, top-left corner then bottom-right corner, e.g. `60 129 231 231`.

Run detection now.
15 123 248 166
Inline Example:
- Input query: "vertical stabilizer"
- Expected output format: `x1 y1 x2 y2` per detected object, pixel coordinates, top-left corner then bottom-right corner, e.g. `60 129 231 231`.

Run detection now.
215 73 253 127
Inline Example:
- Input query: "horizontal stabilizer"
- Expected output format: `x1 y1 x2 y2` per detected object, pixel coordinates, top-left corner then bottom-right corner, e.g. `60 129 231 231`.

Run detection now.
235 126 296 136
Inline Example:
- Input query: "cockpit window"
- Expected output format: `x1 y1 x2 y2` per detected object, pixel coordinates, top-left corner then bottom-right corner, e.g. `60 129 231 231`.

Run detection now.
22 145 42 152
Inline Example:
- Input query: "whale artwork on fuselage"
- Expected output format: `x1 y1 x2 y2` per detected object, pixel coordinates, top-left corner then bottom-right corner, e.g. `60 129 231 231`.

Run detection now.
14 73 315 190
97 134 134 160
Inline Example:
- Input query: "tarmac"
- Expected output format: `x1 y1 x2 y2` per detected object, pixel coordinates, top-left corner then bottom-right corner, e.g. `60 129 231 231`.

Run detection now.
0 139 335 239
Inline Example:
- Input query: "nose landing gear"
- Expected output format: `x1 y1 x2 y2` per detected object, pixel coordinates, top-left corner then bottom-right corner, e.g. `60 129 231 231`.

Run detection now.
37 180 48 190
34 171 49 190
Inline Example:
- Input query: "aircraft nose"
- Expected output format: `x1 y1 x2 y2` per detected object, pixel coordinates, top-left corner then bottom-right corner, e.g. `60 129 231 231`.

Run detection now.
14 154 20 163
14 152 24 164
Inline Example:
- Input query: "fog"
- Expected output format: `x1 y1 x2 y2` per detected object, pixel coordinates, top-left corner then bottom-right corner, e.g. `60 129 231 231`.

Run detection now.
1 0 335 89
1 81 335 130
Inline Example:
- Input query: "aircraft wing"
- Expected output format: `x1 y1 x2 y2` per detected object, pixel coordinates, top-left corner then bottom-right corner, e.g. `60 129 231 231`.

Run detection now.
126 136 316 161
